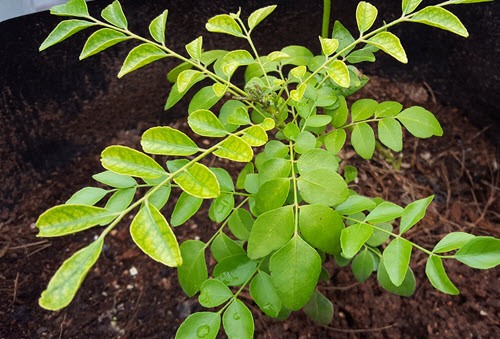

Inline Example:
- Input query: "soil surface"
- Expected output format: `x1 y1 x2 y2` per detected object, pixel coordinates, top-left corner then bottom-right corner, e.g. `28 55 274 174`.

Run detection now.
1 1 499 338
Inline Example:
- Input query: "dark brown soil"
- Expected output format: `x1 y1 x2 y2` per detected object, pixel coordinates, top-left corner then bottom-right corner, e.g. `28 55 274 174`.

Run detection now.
1 1 499 338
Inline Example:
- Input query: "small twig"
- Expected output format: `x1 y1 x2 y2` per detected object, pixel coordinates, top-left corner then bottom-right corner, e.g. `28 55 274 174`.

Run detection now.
323 282 360 291
59 313 67 339
8 240 49 251
423 81 437 104
324 322 397 333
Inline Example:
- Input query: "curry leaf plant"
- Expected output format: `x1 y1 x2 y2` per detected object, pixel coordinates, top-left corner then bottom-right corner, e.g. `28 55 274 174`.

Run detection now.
37 0 499 336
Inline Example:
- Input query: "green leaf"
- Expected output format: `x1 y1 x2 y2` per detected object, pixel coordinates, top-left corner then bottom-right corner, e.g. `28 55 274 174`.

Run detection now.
241 125 268 147
227 210 253 242
175 312 220 339
174 162 220 199
220 100 245 132
104 187 136 214
365 201 403 223
213 254 258 286
326 60 350 88
299 205 344 254
80 28 129 60
206 14 244 37
101 145 166 179
346 48 376 63
425 256 459 295
297 149 339 175
410 6 468 37
213 135 253 162
221 50 254 78
377 260 416 296
340 223 373 258
149 10 168 45
170 192 203 227
366 222 392 246
101 0 127 29
303 290 333 325
331 21 355 56
402 0 422 14
210 233 245 262
177 240 207 297
378 118 403 152
39 239 102 310
319 37 339 56
118 43 168 78
298 168 349 206
223 299 254 339
397 106 443 138
248 5 277 30
141 126 199 156
290 83 307 102
281 45 314 66
368 32 407 64
186 36 203 60
227 106 250 125
198 279 233 308
351 123 375 159
269 235 322 311
400 196 434 234
167 62 192 83
324 129 346 155
189 86 223 114
454 236 500 269
50 0 89 17
329 96 348 128
294 131 316 154
211 167 234 191
351 98 378 122
383 238 412 286
188 109 227 137
209 194 235 223
93 171 137 188
336 195 376 215
247 204 294 257
40 20 95 51
130 203 182 267
66 187 108 205
37 205 116 237
250 272 282 318
433 232 475 253
255 178 290 215
352 248 376 282
356 1 378 33
375 101 403 118
343 165 358 184
165 74 205 110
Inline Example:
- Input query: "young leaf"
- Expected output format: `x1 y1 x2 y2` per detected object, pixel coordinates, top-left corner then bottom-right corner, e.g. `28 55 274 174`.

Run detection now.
221 50 254 78
189 86 223 113
351 123 375 159
37 205 116 237
175 312 220 339
66 187 108 205
377 260 416 296
80 28 130 60
368 32 408 64
352 248 376 282
425 256 459 295
40 20 95 51
173 162 220 199
188 109 228 137
324 129 347 155
382 238 412 286
331 21 356 56
298 168 349 206
247 206 294 259
206 14 244 37
290 83 307 102
223 299 254 339
39 238 103 310
171 192 203 227
299 205 344 254
400 196 434 234
269 235 322 311
250 272 282 318
303 290 334 325
356 1 378 33
130 203 182 267
198 279 233 308
149 10 168 45
214 136 253 162
433 232 475 253
118 43 168 78
410 6 468 37
335 195 376 215
141 126 199 156
213 254 258 286
241 125 268 147
351 98 378 122
375 101 403 118
209 193 235 223
397 106 443 138
340 223 373 258
378 118 403 152
101 0 127 29
365 201 404 223
402 0 422 15
177 240 207 297
50 0 89 17
210 233 245 262
93 171 137 188
248 5 277 30
454 236 500 269
255 178 290 214
326 60 350 88
101 145 166 179
319 37 339 56
297 149 339 174
186 36 203 61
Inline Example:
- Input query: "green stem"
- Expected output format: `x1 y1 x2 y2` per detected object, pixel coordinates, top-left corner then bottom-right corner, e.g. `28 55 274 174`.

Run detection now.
289 142 300 235
322 0 332 38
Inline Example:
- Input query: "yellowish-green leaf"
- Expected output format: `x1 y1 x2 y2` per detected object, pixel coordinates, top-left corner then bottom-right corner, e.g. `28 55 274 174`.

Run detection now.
318 36 339 56
50 0 89 17
290 83 306 101
101 145 166 179
368 32 407 64
326 60 350 88
340 223 373 258
402 0 422 14
101 0 127 29
241 125 268 146
141 126 199 156
118 43 168 78
397 106 443 138
80 28 130 60
186 36 203 60
214 135 253 162
356 1 378 33
248 5 277 30
221 50 254 78
378 118 403 152
40 20 95 51
177 70 205 93
149 10 168 44
174 162 220 198
351 122 375 159
410 6 468 37
188 109 227 137
206 14 244 37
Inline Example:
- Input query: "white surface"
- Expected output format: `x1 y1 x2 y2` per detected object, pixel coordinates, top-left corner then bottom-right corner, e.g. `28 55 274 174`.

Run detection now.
0 0 90 22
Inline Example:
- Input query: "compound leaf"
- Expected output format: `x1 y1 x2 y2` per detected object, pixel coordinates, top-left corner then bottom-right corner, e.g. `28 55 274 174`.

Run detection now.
101 145 166 179
250 272 282 318
248 5 277 30
177 240 208 297
213 254 258 286
340 223 373 258
254 178 290 215
351 122 375 159
326 60 350 88
365 201 403 223
171 192 203 226
454 236 500 269
410 6 468 37
383 237 412 286
188 109 227 137
141 126 199 156
198 279 233 308
118 43 168 78
40 20 95 51
397 106 443 138
173 162 220 199
425 255 459 295
66 187 108 205
402 0 422 14
356 1 378 33
223 299 254 339
214 135 253 162
368 32 407 64
378 118 403 152
206 14 244 37
352 248 376 282
400 196 434 234
298 168 349 206
303 290 334 325
186 36 203 60
93 170 137 188
50 0 89 17
377 260 416 296
80 28 129 59
149 10 168 44
175 312 220 339
433 232 475 253
101 0 127 29
299 204 344 254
